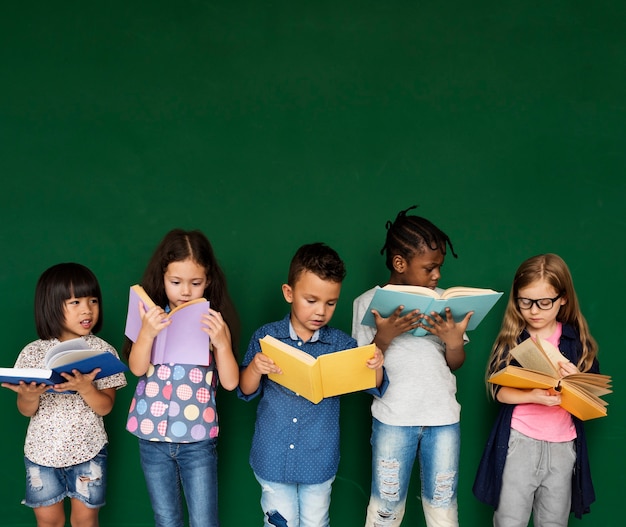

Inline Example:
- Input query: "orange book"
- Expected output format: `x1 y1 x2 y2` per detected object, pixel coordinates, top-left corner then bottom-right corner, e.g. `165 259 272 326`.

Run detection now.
488 338 612 420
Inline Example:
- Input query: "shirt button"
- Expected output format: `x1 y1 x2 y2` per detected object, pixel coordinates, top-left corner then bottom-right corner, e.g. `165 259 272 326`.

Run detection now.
289 444 295 449
292 418 298 423
297 341 303 347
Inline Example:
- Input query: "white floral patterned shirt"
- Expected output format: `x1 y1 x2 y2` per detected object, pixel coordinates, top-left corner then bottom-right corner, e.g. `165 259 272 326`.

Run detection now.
14 335 127 467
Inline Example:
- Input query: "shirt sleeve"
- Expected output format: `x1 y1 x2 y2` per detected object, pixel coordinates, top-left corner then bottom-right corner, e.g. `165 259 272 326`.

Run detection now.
352 293 376 346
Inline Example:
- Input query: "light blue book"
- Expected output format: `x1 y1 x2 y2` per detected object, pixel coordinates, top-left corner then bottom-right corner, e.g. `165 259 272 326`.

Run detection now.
360 284 503 337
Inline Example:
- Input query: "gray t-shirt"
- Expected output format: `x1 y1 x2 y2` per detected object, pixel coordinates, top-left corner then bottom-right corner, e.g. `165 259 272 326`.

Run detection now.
352 287 463 426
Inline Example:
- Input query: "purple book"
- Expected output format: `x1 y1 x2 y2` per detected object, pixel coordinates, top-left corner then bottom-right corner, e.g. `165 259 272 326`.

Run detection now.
124 285 211 366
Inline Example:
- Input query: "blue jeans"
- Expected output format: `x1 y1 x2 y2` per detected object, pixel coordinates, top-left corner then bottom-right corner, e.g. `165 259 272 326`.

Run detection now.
23 447 107 509
138 438 219 527
254 472 335 527
365 419 460 527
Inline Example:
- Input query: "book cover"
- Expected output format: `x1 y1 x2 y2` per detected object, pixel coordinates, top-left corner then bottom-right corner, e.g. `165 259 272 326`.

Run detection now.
124 285 212 366
488 338 612 421
259 335 377 404
361 285 503 336
0 368 61 386
0 338 127 386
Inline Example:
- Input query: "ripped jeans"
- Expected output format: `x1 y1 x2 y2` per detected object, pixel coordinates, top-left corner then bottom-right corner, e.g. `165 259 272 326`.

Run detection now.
23 446 107 509
365 419 459 527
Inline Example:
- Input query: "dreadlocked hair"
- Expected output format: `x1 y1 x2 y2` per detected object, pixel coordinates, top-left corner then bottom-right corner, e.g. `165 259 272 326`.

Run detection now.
380 205 457 271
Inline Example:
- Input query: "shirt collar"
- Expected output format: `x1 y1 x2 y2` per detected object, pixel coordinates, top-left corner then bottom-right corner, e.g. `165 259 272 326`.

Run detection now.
288 320 320 343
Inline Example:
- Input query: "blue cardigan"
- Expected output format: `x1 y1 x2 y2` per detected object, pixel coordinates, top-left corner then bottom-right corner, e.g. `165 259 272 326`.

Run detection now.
472 324 598 519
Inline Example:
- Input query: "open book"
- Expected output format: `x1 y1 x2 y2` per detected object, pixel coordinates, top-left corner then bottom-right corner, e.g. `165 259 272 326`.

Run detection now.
0 338 128 386
488 338 612 420
361 284 503 336
259 335 377 404
124 285 211 366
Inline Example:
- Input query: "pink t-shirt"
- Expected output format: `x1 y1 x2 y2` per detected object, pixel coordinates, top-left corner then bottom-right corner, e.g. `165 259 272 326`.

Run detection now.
510 323 577 442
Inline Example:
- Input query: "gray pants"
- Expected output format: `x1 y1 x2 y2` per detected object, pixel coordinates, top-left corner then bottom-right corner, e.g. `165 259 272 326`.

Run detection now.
494 429 576 527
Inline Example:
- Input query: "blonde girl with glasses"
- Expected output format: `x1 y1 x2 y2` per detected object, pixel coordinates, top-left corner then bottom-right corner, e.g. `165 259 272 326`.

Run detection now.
473 253 602 526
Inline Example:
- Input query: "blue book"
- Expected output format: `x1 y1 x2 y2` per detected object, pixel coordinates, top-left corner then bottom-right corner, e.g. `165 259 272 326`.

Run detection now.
361 284 503 337
0 338 128 386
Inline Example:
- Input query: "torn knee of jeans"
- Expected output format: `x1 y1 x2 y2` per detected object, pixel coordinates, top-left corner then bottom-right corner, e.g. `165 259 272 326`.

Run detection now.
377 457 401 502
371 507 399 527
431 470 456 507
75 461 104 498
27 466 43 491
266 510 289 527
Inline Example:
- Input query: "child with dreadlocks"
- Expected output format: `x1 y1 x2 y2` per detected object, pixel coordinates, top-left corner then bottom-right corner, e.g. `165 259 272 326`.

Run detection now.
352 206 473 527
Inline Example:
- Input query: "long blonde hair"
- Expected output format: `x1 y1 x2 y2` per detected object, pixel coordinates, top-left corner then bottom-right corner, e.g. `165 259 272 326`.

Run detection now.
486 254 597 397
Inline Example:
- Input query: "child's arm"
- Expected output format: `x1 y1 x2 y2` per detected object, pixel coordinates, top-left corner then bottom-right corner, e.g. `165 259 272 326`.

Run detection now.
6 382 50 417
201 308 239 391
418 307 472 370
239 353 282 396
496 386 562 406
128 301 171 376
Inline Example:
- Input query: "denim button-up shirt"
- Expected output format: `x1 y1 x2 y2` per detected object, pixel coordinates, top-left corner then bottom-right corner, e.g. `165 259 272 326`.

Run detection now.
238 314 386 484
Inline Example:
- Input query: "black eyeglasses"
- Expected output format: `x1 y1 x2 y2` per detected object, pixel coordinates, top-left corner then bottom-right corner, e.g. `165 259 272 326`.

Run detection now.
516 294 562 310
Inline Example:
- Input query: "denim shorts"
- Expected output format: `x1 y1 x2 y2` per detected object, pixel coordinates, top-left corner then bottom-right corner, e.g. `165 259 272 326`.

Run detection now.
23 446 108 509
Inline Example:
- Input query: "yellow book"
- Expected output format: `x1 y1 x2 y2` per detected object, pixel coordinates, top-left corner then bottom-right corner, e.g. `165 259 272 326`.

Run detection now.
488 338 612 421
259 335 377 404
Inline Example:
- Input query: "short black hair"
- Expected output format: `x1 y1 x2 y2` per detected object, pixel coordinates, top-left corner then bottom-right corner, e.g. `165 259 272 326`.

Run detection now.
380 206 457 271
34 263 103 340
287 243 346 286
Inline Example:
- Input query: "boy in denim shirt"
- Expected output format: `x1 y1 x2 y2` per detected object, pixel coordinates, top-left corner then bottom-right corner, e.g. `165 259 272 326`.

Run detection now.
239 242 385 527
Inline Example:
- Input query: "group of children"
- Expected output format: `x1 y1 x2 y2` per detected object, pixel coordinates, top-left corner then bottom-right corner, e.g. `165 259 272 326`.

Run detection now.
1 207 603 527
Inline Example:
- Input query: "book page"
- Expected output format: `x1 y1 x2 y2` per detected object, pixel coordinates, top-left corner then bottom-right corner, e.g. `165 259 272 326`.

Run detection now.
0 367 55 384
508 338 559 377
46 348 103 368
535 338 568 369
440 286 500 298
382 284 439 298
559 382 608 420
170 297 208 316
260 335 322 403
318 344 376 398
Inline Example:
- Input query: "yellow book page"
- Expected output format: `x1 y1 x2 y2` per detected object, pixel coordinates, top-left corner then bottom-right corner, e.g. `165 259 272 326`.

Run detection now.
131 284 207 316
260 335 323 403
318 344 377 398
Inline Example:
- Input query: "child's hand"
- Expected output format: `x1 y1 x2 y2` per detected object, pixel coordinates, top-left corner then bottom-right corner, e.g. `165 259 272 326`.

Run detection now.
366 346 384 370
2 380 49 397
201 308 232 353
557 360 579 377
371 306 422 350
250 352 283 376
139 302 170 339
418 308 472 344
532 387 562 406
54 368 100 396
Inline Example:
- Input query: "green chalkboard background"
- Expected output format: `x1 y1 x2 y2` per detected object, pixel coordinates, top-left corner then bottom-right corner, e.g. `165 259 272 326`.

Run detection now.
0 1 624 525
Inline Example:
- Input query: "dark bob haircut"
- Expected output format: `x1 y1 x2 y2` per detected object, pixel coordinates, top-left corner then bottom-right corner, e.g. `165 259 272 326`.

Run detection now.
34 262 103 340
